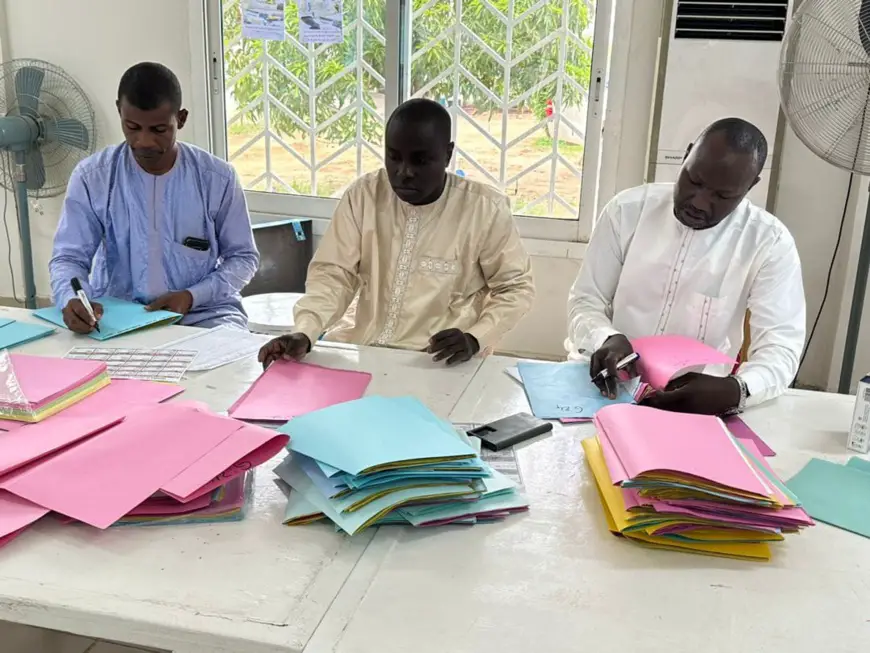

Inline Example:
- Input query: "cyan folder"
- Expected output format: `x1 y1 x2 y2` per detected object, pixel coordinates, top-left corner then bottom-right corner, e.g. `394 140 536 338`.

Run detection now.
517 361 637 419
274 455 478 534
283 396 477 476
34 297 182 341
0 320 55 350
786 457 870 538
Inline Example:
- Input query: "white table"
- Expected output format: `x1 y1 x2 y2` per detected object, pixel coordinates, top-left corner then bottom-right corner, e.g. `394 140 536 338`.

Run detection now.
0 308 484 653
302 355 870 653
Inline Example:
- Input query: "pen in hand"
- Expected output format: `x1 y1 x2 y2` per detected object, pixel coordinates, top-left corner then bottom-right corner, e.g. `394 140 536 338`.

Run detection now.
70 277 100 333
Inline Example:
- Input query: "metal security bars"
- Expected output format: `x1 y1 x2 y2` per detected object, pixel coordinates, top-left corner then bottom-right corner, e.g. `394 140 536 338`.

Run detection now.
206 0 609 241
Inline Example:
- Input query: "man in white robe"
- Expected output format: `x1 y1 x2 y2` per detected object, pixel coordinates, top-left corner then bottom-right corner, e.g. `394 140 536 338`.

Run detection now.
567 118 806 414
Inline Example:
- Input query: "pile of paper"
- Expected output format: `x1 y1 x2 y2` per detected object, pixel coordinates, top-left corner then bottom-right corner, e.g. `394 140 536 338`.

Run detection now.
584 404 813 561
0 354 110 423
274 396 529 534
0 400 288 547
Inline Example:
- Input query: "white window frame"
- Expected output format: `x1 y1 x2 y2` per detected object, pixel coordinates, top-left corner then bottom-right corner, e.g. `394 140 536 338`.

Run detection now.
203 0 614 244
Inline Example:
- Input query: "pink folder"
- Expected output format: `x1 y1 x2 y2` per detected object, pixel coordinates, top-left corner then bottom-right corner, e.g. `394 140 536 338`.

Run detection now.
0 379 182 432
1 354 107 410
0 412 124 476
119 473 249 526
160 421 288 503
127 491 214 517
228 360 372 422
0 527 26 549
630 335 735 390
594 404 770 496
724 416 776 457
0 490 49 539
0 404 243 529
623 489 801 529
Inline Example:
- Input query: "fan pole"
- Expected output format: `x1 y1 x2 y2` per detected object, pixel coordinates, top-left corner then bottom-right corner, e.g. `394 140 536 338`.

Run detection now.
13 152 37 309
838 192 870 393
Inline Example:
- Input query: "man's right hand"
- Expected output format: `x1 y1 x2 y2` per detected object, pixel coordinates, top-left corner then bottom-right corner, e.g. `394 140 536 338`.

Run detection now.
258 333 312 369
62 298 103 334
589 333 636 399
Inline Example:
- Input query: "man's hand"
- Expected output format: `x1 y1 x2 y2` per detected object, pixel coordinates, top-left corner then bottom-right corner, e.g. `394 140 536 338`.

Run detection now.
62 298 104 334
590 334 637 399
640 372 741 416
258 333 312 369
427 329 480 366
146 290 194 315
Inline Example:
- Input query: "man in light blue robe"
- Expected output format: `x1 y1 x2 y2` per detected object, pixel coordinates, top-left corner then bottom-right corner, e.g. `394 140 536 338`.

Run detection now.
49 62 259 332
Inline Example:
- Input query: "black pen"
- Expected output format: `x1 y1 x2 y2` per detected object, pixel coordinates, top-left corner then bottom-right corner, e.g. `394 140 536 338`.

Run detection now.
593 352 639 383
70 278 100 333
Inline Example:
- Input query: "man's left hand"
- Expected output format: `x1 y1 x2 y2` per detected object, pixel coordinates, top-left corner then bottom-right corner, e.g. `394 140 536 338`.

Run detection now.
640 372 741 416
146 290 194 315
427 329 480 365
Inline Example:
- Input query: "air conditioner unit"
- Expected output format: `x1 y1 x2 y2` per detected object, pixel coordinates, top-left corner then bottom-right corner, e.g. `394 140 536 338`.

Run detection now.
649 0 793 206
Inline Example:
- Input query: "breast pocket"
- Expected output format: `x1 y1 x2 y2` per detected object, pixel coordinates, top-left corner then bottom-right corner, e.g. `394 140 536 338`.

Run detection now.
686 291 733 348
415 256 461 309
165 241 214 291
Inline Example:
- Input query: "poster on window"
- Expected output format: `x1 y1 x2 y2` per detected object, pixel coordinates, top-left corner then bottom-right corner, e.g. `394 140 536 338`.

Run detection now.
241 0 286 41
297 0 343 44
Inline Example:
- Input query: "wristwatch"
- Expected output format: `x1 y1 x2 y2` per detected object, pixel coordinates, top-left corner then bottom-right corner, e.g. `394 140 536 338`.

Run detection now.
723 375 749 416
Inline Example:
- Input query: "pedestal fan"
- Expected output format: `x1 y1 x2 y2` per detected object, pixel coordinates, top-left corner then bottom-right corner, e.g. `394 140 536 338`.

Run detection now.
0 58 96 308
778 0 870 392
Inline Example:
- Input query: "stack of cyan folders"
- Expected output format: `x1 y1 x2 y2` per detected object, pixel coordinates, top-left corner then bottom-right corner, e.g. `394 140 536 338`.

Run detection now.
584 404 813 561
274 396 529 533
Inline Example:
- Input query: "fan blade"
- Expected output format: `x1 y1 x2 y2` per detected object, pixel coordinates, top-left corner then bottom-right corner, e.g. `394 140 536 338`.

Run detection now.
23 149 46 191
14 67 45 119
46 118 91 150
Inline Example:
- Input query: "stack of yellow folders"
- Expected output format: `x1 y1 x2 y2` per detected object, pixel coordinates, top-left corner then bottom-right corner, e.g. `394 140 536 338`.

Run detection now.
273 396 529 534
0 354 110 423
584 404 814 561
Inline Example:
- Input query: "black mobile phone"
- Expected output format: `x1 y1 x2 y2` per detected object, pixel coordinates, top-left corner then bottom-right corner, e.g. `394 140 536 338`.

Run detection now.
466 413 553 451
182 237 210 252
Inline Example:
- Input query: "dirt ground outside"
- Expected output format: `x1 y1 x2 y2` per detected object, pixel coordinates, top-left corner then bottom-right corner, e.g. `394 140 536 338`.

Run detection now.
226 108 585 219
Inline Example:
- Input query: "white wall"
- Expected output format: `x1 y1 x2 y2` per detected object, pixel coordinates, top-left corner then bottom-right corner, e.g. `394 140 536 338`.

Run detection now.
0 0 209 301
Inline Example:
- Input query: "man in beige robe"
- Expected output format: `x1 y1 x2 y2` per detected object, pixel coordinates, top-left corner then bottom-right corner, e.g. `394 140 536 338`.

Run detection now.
259 98 535 366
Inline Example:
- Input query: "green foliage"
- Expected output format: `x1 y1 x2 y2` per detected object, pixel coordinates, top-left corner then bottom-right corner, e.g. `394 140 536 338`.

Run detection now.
224 0 593 145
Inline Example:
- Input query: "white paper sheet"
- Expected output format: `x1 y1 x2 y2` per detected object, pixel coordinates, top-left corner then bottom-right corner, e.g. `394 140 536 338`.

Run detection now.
65 347 196 383
161 326 271 372
297 0 343 44
241 0 286 41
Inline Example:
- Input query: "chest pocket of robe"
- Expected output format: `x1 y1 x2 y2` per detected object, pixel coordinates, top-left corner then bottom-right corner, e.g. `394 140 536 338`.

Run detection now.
685 291 732 349
165 241 214 291
415 256 460 311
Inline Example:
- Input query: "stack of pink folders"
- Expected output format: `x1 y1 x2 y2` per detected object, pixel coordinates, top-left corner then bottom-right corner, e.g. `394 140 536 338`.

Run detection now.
0 402 289 547
583 404 812 561
229 359 372 422
0 354 111 423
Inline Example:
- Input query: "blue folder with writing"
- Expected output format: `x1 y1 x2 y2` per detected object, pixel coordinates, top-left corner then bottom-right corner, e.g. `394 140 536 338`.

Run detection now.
33 297 182 341
516 361 638 419
0 319 56 350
